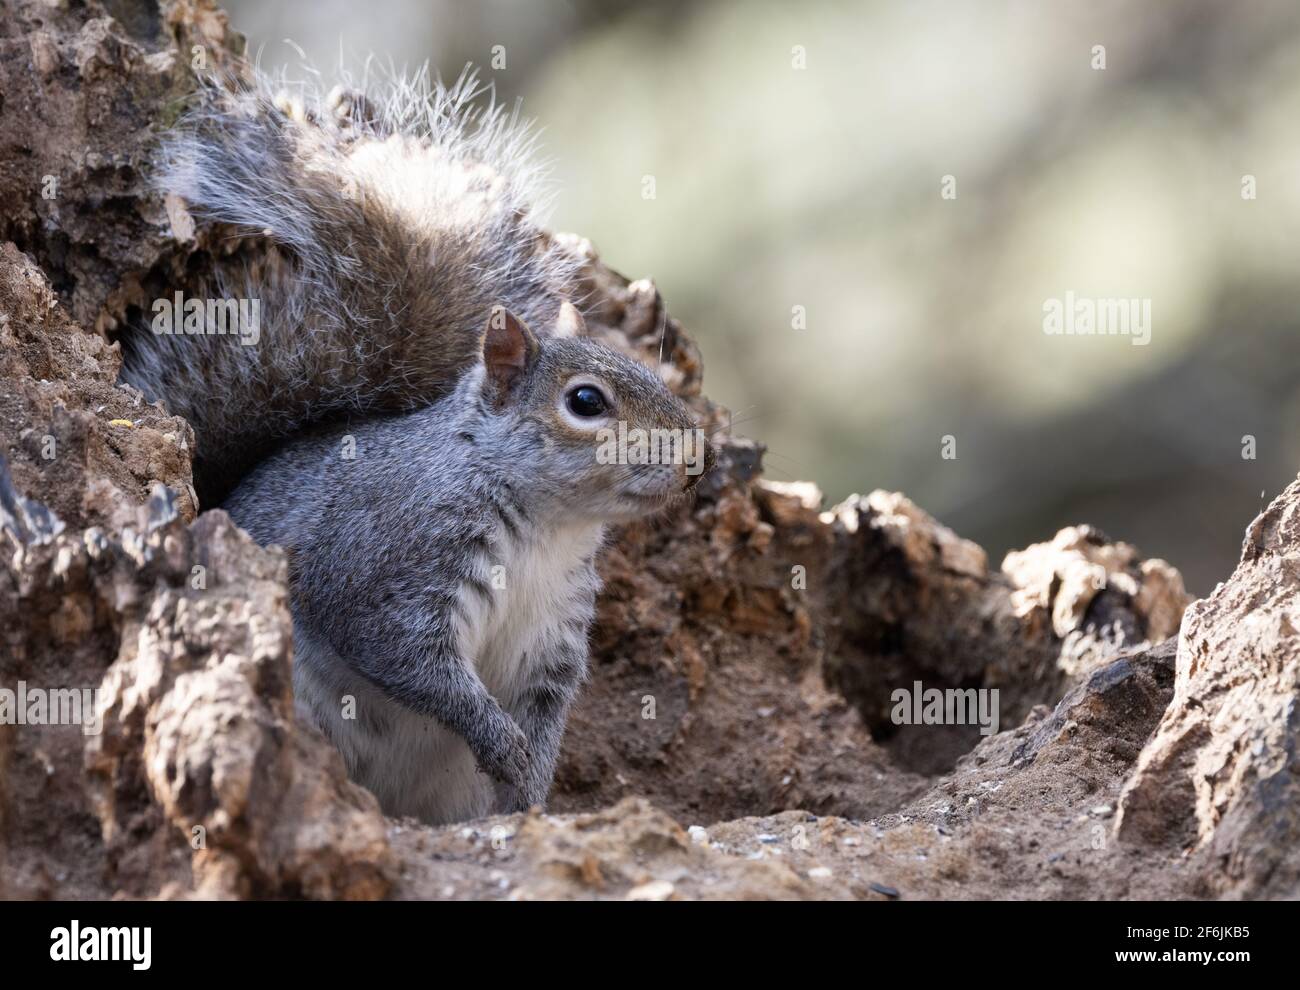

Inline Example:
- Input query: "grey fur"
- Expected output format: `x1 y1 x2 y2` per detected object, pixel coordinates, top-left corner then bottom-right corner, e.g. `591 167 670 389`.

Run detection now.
123 69 711 825
225 339 707 823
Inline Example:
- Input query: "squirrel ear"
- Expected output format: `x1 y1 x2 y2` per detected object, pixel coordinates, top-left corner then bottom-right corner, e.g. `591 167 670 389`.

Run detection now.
554 300 586 339
481 306 540 407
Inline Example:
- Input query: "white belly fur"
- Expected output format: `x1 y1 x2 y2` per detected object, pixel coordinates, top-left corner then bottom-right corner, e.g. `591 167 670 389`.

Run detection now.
459 521 604 701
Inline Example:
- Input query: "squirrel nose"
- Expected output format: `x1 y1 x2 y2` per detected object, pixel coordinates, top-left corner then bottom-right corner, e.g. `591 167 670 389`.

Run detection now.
682 441 715 490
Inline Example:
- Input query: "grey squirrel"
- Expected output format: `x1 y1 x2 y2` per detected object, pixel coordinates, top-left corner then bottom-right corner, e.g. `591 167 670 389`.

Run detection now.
120 70 713 824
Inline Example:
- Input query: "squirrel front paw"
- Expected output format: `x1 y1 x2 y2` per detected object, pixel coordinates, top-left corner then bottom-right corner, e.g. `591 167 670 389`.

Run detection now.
474 716 530 790
495 775 550 815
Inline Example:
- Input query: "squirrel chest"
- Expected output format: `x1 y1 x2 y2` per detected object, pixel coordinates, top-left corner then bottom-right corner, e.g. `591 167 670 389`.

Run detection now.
457 521 604 701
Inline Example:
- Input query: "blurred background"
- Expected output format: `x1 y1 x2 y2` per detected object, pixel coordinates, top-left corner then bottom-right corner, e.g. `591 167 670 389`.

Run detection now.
225 0 1300 593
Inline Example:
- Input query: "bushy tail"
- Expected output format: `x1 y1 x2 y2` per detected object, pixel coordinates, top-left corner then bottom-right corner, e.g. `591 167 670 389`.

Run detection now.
120 66 579 505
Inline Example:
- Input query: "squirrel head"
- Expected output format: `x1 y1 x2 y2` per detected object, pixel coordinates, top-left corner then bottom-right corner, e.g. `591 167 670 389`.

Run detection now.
471 304 714 523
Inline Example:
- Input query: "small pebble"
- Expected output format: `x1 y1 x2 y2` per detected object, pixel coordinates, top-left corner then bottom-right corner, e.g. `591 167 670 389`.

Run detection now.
869 882 899 898
625 880 674 901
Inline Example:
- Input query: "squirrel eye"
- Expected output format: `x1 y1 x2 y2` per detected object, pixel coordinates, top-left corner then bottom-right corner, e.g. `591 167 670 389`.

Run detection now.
566 385 609 418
